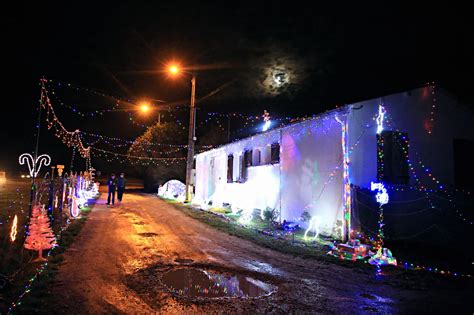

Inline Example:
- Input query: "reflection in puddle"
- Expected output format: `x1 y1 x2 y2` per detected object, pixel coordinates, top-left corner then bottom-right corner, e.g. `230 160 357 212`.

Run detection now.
162 268 275 298
138 232 159 237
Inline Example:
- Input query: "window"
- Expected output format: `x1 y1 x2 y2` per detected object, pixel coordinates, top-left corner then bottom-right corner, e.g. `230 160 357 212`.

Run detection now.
377 131 409 184
244 149 253 167
227 155 233 183
270 143 280 164
239 154 247 182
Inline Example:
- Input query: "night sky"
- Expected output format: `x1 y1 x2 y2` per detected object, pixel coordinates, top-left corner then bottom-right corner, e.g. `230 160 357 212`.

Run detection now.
1 3 472 173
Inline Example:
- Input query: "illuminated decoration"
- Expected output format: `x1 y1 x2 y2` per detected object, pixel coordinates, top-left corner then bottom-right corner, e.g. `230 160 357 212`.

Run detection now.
375 103 386 134
336 114 351 240
70 193 79 218
328 239 370 261
262 110 271 132
92 147 186 167
40 80 91 159
24 205 56 261
304 216 320 240
238 208 254 224
371 182 389 206
18 153 51 178
425 82 437 135
369 179 396 270
10 214 18 242
370 181 389 255
369 247 397 267
57 164 65 176
158 179 186 201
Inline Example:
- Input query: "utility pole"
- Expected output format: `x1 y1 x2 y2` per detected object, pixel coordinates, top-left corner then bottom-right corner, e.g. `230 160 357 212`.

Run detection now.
185 75 196 202
30 78 45 216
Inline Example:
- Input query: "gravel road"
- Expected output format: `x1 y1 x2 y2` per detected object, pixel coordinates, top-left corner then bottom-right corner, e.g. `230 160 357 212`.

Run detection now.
50 192 472 314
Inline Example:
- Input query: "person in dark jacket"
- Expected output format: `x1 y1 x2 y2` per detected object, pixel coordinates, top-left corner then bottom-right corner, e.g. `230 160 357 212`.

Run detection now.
117 173 127 203
106 174 117 205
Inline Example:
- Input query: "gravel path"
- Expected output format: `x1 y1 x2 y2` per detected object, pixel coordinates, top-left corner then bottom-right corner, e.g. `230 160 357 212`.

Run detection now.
50 192 472 314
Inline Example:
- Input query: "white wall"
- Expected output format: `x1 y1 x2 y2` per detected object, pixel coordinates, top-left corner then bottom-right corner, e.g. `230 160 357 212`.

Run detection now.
280 116 344 236
195 110 347 238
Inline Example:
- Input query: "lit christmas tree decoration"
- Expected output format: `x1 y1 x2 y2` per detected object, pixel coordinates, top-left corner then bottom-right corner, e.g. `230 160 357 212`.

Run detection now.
24 205 57 261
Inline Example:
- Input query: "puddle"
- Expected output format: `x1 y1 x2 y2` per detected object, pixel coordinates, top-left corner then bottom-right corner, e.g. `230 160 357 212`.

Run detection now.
161 268 276 298
138 232 159 237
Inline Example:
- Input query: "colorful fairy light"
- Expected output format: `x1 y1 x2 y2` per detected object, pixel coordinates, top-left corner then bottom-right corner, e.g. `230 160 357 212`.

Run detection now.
336 114 351 240
40 81 91 159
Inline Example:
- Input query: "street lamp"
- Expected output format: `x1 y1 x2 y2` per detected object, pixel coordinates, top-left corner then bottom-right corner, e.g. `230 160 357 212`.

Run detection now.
168 64 196 203
139 101 151 113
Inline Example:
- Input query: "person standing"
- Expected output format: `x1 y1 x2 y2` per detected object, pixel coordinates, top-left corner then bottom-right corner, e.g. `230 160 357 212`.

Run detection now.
106 174 117 205
117 173 127 203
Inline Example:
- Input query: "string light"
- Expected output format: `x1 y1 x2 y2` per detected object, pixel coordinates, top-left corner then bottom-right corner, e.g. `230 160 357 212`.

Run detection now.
335 113 351 240
40 81 91 159
426 81 437 135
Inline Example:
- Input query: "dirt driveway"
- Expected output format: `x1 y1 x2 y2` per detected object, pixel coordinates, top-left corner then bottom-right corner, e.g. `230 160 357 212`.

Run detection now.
50 192 472 314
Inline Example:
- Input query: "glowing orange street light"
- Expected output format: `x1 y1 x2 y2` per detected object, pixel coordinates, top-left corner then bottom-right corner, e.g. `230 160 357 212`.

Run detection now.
169 65 179 75
139 102 150 113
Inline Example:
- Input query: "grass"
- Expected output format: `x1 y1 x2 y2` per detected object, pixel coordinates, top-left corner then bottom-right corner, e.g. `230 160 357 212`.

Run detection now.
2 199 96 314
166 200 371 270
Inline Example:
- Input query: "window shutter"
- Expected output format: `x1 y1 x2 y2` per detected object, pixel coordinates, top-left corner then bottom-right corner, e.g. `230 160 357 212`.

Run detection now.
227 155 233 183
271 143 280 164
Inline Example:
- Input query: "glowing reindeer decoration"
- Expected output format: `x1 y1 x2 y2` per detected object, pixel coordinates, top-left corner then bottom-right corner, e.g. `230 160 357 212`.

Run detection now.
18 153 51 178
304 216 321 240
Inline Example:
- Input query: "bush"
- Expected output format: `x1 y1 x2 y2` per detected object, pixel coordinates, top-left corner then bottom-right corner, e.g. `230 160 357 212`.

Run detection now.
301 211 312 222
262 207 278 227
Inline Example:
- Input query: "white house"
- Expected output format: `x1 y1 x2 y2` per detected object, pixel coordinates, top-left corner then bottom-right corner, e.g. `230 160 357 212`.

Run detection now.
193 86 474 240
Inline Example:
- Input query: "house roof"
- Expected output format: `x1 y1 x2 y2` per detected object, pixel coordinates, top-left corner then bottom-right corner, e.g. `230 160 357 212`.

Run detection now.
195 84 462 157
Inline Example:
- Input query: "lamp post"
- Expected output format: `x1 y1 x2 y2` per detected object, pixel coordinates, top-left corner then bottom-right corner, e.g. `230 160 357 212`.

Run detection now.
185 75 196 202
167 64 196 202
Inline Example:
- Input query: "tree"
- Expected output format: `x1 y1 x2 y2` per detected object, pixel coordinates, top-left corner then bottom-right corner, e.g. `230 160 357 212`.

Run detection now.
24 205 56 261
129 122 187 192
129 121 228 192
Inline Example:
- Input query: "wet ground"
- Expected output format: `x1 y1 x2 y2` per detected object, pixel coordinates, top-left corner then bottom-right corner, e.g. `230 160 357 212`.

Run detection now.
50 192 473 314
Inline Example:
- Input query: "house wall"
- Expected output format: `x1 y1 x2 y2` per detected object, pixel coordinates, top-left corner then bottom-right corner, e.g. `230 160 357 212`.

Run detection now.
195 129 282 213
348 87 474 189
195 111 347 237
279 116 345 236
